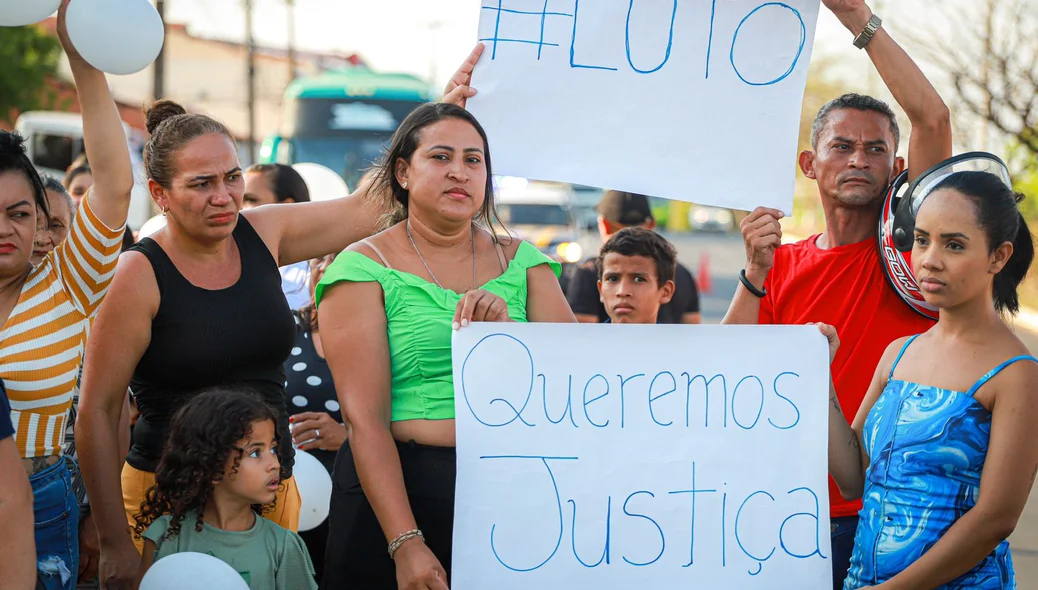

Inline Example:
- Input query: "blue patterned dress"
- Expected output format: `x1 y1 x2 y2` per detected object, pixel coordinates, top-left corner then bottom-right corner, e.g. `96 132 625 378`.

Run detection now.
844 335 1036 589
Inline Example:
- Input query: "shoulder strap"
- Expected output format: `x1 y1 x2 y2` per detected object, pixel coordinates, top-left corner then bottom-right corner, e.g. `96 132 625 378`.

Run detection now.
965 355 1038 397
888 335 921 379
359 239 392 269
494 240 508 273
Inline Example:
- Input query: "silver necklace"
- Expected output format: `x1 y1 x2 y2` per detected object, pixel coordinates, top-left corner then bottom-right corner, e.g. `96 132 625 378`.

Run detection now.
406 221 477 291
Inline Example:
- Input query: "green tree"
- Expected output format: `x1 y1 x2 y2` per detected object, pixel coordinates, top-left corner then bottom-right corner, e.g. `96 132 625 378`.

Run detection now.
0 25 62 125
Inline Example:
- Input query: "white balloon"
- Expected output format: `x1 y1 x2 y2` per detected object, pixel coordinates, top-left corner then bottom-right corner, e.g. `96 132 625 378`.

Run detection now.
137 214 167 239
139 552 249 590
65 0 164 75
293 449 332 532
292 163 350 202
0 0 60 27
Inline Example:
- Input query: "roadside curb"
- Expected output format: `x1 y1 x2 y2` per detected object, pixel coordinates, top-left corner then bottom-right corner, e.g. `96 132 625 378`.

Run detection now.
783 228 1038 333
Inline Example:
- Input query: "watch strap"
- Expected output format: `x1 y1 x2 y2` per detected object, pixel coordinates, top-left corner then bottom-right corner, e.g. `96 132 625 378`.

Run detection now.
853 14 883 49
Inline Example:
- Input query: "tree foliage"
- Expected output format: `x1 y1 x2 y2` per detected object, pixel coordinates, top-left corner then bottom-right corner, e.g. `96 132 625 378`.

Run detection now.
0 25 62 125
906 0 1038 158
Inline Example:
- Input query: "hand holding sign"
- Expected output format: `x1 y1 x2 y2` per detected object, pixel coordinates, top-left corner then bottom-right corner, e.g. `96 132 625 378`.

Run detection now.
443 44 485 108
740 207 784 278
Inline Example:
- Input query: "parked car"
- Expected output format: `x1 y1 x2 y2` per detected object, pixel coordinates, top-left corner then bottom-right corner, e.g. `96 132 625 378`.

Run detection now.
688 205 736 232
495 177 584 288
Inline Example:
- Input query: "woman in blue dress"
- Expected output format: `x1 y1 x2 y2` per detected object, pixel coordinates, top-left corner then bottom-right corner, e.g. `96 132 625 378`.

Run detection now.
819 156 1038 589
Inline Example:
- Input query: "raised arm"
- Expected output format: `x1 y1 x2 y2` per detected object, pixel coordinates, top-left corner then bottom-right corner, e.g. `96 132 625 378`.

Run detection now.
77 254 158 590
242 176 381 267
319 274 448 590
823 0 952 180
876 360 1038 589
57 0 133 229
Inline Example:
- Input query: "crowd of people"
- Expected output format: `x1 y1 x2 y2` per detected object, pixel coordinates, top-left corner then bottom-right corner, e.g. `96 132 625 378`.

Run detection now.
2 0 1037 589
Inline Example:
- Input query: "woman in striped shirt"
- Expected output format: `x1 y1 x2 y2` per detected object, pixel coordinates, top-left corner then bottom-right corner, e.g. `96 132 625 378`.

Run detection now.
0 8 133 589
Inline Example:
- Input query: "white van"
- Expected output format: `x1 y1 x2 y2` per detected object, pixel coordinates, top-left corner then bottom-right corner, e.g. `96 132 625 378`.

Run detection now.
14 111 155 230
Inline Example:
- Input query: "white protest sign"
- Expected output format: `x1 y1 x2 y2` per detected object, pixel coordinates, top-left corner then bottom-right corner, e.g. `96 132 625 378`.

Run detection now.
452 323 831 589
467 1 822 214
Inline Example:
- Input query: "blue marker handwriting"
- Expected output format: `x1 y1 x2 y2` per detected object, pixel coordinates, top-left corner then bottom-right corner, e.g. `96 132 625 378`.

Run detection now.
459 333 807 431
479 457 827 576
479 0 808 86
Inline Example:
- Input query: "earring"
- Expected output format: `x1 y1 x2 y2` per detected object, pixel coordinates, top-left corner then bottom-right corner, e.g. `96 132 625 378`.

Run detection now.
161 206 168 216
402 182 408 190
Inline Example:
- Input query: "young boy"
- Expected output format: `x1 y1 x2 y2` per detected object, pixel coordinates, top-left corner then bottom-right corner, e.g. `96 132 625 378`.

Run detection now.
597 227 677 324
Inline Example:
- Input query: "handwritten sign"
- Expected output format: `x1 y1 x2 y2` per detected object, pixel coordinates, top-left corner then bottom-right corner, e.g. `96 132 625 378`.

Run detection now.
467 0 822 213
451 323 832 589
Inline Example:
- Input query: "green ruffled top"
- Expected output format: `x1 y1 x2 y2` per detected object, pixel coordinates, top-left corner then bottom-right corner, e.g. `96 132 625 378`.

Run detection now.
315 241 560 422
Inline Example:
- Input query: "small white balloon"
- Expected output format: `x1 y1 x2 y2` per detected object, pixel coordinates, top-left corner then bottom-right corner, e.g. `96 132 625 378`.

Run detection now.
0 0 60 27
66 0 165 75
292 162 350 202
293 449 332 532
139 552 249 590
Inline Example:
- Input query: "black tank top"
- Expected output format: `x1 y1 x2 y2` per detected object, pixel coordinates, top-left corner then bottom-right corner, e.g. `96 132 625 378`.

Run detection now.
127 217 296 475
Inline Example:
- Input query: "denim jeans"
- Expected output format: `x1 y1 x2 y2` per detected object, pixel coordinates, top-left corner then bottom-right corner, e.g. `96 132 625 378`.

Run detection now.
831 515 859 590
32 458 80 590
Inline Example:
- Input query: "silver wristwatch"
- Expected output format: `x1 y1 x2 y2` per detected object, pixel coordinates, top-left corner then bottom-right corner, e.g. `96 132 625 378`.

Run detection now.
853 14 882 49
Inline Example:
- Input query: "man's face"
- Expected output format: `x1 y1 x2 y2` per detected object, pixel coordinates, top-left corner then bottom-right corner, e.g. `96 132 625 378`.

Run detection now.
802 109 903 209
598 253 674 324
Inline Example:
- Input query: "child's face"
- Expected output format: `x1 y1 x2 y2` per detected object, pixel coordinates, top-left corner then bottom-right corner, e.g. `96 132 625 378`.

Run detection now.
597 253 675 324
220 419 281 506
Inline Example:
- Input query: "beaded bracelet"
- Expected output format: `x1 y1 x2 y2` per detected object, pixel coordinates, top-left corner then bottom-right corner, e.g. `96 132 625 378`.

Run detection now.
388 529 425 559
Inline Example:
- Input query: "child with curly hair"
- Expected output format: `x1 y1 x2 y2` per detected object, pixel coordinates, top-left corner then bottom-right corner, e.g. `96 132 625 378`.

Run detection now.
133 390 317 590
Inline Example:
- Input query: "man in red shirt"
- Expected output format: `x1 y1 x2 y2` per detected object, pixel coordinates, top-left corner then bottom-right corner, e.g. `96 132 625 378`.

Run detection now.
723 0 951 587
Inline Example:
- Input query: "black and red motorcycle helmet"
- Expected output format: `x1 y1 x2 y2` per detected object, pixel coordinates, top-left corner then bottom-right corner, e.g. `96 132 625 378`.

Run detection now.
878 152 1013 320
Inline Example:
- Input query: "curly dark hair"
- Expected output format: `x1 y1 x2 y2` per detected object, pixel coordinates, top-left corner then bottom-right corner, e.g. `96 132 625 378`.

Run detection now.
133 388 286 540
596 227 678 286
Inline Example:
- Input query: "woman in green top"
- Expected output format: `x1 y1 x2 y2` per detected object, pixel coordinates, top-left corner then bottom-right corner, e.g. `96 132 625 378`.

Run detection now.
316 49 576 590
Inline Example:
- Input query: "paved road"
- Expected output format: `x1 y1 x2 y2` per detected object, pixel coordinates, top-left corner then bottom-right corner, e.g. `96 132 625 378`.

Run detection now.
587 229 1038 583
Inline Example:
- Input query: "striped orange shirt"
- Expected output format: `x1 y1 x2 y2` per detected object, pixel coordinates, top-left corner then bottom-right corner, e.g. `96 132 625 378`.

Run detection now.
3 196 124 458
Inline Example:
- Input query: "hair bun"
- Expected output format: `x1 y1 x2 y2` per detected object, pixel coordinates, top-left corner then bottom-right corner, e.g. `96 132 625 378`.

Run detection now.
145 100 188 135
0 130 29 156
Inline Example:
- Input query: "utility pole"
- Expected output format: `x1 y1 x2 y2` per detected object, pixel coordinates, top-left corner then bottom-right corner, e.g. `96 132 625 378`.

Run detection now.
245 0 256 164
286 0 296 82
153 0 165 100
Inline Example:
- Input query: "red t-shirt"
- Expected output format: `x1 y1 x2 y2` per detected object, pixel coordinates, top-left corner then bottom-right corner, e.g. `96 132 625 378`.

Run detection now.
759 235 936 518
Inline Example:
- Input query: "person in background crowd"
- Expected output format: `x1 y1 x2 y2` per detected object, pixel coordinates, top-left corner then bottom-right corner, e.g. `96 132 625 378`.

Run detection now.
244 163 314 309
567 191 700 324
284 253 346 584
134 389 316 590
1 3 133 587
62 155 136 252
597 227 677 325
722 1 952 586
316 46 576 587
0 378 36 589
33 177 74 267
822 168 1038 589
63 155 92 210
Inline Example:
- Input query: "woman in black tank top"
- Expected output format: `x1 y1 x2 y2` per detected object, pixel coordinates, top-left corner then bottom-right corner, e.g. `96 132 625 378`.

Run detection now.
74 99 382 588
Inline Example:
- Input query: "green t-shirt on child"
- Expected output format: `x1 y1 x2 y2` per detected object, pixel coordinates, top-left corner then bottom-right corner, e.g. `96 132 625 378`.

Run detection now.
143 511 317 590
